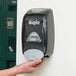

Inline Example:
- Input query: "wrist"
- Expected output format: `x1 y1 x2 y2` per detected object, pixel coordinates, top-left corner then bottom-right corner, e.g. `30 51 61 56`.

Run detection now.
7 67 17 76
0 68 16 76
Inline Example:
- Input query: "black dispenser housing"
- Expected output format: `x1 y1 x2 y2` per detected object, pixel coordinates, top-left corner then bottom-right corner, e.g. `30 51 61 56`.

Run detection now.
22 8 54 60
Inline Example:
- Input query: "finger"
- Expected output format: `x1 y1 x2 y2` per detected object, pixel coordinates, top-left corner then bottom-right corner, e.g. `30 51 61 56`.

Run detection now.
31 63 42 72
29 59 42 67
32 61 42 67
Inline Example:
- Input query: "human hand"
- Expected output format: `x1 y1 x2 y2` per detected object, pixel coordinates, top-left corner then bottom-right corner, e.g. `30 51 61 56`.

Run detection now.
0 59 42 76
12 59 42 75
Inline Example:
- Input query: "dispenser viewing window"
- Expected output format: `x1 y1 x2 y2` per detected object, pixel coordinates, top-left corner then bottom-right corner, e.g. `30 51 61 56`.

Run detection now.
22 8 55 60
